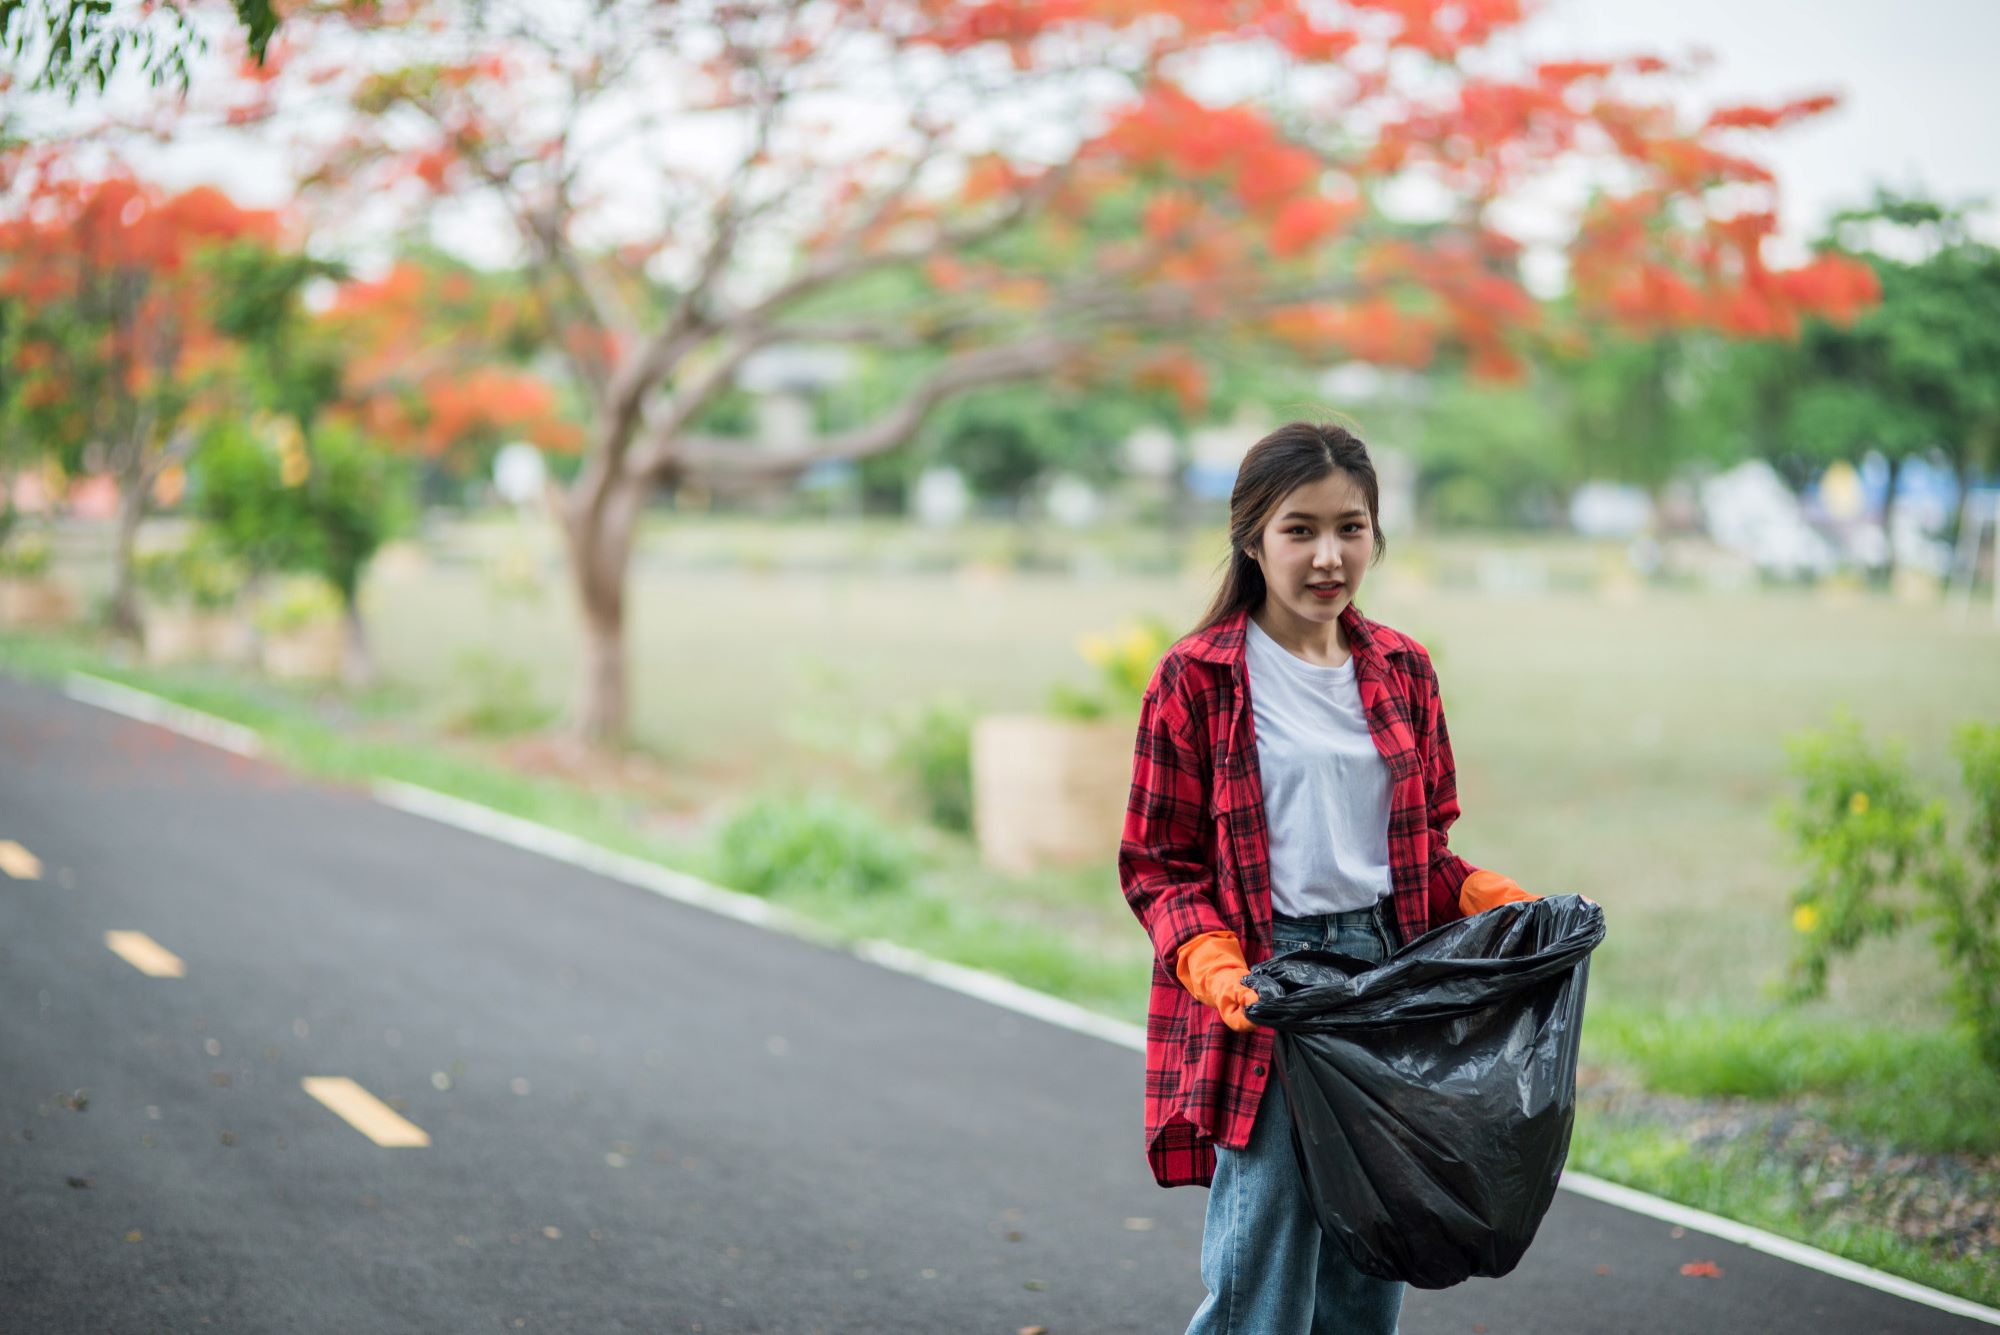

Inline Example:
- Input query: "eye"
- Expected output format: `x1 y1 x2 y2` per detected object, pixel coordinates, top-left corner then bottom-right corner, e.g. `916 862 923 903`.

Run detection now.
1287 526 1310 536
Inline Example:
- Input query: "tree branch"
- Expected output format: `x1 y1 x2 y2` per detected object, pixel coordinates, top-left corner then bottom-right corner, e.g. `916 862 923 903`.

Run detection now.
737 155 1078 327
646 333 1077 485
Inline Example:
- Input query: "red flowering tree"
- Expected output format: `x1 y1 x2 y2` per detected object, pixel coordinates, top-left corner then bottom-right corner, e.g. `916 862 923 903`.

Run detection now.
210 0 1875 746
0 158 280 635
317 259 586 479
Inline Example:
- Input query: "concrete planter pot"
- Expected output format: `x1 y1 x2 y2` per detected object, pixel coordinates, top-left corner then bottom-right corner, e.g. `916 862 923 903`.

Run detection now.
0 576 78 628
261 621 344 681
971 714 1133 875
208 615 259 667
144 607 217 666
144 607 257 667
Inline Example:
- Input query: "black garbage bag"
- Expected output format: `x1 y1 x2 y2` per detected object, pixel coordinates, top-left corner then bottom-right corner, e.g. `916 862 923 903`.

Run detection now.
1243 895 1606 1290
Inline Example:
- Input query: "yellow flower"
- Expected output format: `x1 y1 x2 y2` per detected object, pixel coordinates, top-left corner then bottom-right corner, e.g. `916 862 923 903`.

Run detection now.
1792 903 1821 934
1848 791 1870 816
1077 632 1113 667
280 447 310 487
1119 624 1157 663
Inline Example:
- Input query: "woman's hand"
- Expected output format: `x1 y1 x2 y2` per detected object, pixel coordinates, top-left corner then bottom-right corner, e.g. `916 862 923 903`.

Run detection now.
1177 932 1263 1031
1216 983 1262 1033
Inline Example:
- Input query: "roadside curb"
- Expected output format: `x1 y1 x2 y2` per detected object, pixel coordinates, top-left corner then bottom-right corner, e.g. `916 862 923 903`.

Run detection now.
55 669 2000 1328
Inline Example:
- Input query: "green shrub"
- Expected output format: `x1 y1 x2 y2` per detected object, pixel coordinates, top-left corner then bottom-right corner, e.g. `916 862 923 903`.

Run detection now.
713 790 920 901
892 695 975 833
0 533 51 578
193 417 413 602
252 575 343 636
1780 714 2000 1072
440 649 556 738
134 536 246 610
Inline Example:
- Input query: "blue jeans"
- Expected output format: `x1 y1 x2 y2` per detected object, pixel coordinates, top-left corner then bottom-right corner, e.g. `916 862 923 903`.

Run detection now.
1185 902 1405 1335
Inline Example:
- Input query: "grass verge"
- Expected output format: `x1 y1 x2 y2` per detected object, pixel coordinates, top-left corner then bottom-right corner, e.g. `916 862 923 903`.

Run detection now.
1584 1005 2000 1156
1572 1106 1998 1309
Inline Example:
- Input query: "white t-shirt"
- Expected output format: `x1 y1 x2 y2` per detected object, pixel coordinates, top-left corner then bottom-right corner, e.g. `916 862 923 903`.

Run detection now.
1243 614 1395 916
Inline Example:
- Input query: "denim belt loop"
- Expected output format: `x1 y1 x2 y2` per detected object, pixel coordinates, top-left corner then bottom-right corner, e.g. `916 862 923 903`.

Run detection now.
1373 896 1396 948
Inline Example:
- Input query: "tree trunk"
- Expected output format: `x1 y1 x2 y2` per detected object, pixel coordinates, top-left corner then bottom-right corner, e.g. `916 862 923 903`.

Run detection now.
559 470 648 749
340 592 375 689
107 458 148 641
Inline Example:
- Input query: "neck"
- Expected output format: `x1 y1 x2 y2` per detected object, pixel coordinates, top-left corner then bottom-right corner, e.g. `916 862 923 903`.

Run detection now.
1251 600 1349 661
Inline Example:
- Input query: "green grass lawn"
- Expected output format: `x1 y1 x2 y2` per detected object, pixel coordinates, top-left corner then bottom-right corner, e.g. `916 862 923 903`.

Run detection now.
350 528 2000 1025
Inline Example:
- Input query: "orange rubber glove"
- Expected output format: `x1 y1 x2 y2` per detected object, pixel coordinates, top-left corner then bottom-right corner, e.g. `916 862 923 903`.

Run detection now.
1459 869 1538 916
1176 930 1262 1033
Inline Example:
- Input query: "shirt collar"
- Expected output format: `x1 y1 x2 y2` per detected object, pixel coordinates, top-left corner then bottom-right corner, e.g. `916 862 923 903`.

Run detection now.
1182 603 1380 671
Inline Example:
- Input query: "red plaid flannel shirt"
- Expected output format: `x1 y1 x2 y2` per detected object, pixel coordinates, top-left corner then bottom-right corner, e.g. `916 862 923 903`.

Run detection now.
1118 603 1481 1188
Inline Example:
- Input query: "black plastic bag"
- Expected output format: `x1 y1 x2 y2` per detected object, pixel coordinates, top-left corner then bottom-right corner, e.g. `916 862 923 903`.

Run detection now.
1243 895 1606 1290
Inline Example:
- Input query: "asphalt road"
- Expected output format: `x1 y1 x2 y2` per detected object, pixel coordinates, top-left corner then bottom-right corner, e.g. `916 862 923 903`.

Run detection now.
1 671 1989 1334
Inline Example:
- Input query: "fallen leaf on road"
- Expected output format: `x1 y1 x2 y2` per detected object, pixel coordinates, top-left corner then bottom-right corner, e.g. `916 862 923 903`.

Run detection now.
1594 1264 1610 1276
1123 1217 1154 1231
66 1176 91 1189
1024 1280 1045 1291
124 1230 142 1243
1680 1261 1723 1278
1018 1327 1047 1335
1669 1226 1686 1239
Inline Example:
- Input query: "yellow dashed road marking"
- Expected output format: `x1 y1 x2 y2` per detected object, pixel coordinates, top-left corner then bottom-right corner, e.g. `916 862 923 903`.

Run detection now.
301 1076 430 1147
104 930 185 978
0 841 43 880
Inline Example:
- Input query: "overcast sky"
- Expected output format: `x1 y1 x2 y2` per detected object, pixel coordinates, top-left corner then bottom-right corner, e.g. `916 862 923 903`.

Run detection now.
79 0 2000 263
1519 0 2000 242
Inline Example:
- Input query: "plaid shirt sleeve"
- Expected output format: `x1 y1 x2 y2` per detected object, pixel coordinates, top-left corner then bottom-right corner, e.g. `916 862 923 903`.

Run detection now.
1414 646 1479 923
1120 660 1232 974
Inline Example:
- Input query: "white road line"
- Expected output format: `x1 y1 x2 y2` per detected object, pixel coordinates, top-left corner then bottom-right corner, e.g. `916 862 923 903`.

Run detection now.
49 674 2000 1325
300 1076 430 1148
104 930 186 978
63 672 262 757
0 839 43 879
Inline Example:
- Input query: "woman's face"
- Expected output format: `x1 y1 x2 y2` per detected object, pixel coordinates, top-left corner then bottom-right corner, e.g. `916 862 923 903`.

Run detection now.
1246 470 1375 629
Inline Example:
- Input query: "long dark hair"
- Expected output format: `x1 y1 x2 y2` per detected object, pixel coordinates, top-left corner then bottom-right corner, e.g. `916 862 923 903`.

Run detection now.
1189 420 1386 638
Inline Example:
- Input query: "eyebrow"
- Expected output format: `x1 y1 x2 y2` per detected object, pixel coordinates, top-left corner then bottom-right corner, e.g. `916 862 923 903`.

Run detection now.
1279 510 1368 522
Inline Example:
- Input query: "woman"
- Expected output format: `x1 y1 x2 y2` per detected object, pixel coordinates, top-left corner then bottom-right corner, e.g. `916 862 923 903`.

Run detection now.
1119 421 1540 1334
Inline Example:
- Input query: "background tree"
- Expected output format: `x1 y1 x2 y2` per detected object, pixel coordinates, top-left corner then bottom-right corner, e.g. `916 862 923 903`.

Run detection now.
204 0 1875 748
0 0 277 97
191 417 413 684
1780 192 2000 509
0 287 33 551
0 163 279 636
190 241 420 684
317 255 586 495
